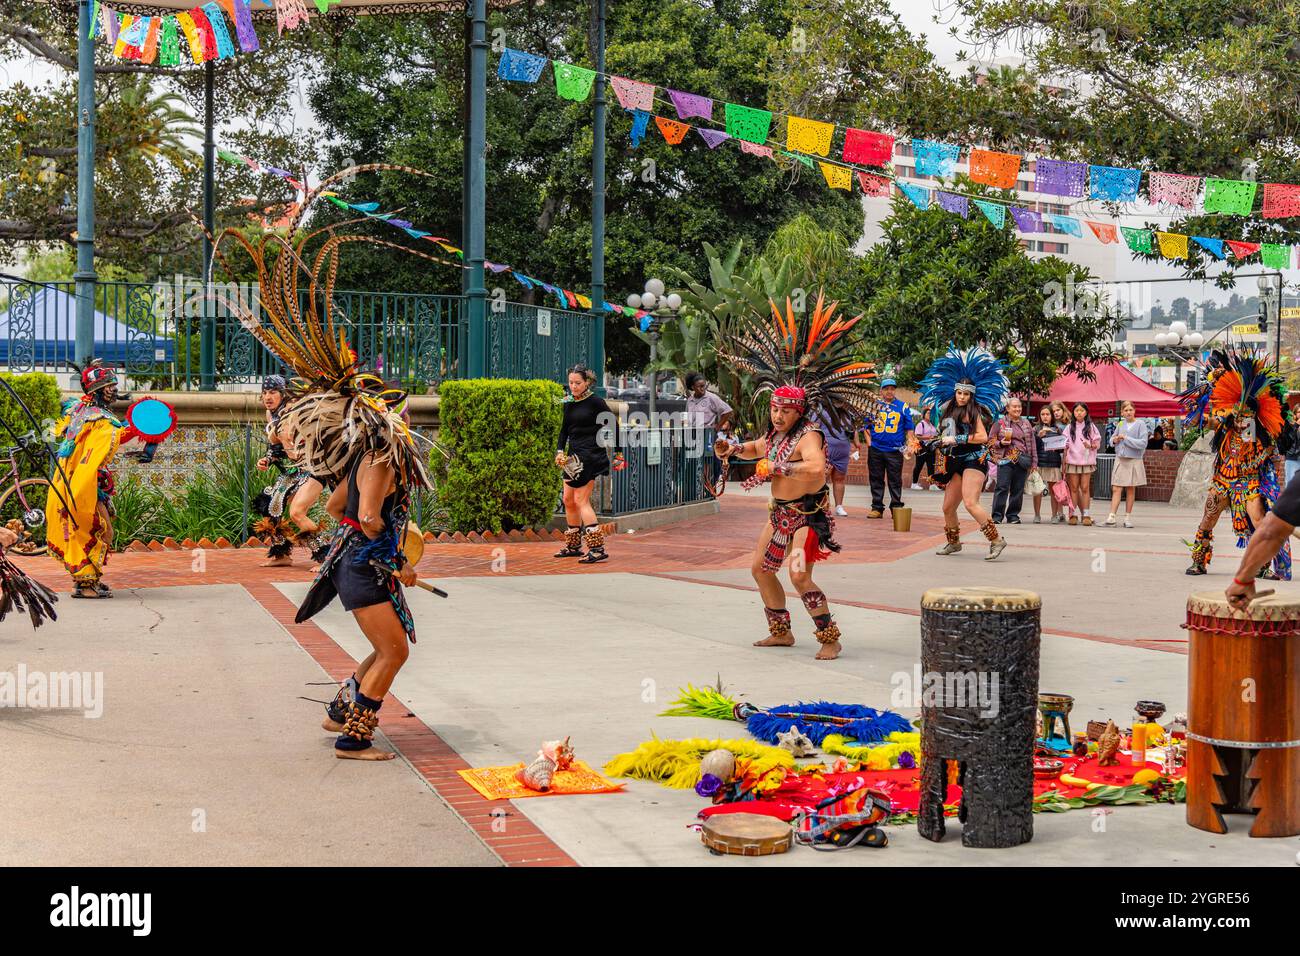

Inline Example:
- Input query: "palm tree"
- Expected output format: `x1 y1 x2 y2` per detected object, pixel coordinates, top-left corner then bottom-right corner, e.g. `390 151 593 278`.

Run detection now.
113 77 203 172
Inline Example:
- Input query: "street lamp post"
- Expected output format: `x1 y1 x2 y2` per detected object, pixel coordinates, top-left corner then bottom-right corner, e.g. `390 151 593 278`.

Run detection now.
626 278 681 421
1258 272 1283 366
1153 322 1206 443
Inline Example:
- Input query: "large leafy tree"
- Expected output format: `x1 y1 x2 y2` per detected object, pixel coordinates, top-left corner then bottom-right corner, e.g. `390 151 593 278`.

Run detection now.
0 1 316 272
304 0 901 372
955 0 1300 280
853 187 1125 396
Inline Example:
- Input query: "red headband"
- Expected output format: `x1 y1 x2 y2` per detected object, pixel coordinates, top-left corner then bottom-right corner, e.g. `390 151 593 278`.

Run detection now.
771 385 807 410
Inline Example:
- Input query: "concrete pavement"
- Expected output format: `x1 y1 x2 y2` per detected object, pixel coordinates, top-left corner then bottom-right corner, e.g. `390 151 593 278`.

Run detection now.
4 485 1298 866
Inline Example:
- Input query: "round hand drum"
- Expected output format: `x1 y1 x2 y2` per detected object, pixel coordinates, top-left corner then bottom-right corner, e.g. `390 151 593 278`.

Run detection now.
124 398 178 443
700 813 792 856
1185 591 1300 838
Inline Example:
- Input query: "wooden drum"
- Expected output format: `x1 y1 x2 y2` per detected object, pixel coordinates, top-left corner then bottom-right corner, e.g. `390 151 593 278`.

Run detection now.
1186 591 1300 837
918 587 1042 848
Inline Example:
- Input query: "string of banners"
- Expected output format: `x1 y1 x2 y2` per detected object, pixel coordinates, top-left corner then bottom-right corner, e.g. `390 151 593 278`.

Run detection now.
217 148 652 323
89 0 331 64
497 48 1300 269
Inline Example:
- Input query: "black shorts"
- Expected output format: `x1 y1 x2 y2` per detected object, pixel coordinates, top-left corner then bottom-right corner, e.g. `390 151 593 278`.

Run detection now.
330 542 391 612
563 449 610 488
934 454 988 486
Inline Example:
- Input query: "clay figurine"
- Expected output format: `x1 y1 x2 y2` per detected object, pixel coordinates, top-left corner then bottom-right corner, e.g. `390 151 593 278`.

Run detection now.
1097 720 1121 767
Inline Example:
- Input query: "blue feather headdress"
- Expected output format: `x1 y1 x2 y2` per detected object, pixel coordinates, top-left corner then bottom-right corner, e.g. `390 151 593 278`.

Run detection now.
919 345 1009 415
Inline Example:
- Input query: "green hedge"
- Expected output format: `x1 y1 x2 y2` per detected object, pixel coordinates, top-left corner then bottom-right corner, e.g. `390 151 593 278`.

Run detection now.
437 379 563 533
0 372 62 481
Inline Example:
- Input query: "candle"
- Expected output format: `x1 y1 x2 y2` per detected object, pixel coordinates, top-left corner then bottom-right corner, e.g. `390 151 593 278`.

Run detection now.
1131 722 1148 766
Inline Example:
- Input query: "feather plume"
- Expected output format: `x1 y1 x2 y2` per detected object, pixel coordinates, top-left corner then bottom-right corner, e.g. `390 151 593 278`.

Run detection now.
603 736 794 789
716 291 888 432
919 344 1009 415
746 701 914 745
1178 345 1290 449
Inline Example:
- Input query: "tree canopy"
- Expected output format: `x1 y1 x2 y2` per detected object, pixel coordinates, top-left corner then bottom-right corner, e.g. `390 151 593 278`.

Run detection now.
854 185 1125 396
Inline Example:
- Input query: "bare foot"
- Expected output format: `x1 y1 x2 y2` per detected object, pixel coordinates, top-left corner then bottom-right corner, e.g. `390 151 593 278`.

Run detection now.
261 556 294 567
322 716 344 733
815 641 842 661
753 633 795 648
308 564 321 574
336 747 396 761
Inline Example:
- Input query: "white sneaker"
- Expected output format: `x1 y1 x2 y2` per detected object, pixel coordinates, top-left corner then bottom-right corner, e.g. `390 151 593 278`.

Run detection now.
1105 514 1117 526
1123 518 1133 528
910 484 922 490
834 505 848 517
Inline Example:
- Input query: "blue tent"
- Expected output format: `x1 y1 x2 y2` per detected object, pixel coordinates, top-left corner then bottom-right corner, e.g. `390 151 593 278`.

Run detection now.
0 286 174 368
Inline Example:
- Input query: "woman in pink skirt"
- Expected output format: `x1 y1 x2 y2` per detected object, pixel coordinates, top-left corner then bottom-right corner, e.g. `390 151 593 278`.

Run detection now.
1062 402 1102 525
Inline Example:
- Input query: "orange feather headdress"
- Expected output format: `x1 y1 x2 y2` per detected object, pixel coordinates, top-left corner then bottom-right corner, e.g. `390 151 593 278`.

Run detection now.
716 291 887 433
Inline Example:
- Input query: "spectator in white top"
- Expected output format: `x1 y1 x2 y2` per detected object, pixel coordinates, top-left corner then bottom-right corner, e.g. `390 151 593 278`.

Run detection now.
1106 400 1150 528
684 372 734 432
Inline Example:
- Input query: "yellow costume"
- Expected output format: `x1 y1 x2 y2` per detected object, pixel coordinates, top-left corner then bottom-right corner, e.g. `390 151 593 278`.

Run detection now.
46 364 124 592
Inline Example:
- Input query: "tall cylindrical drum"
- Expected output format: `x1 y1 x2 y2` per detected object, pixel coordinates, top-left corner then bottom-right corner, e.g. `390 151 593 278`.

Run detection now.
918 587 1042 848
1185 591 1300 837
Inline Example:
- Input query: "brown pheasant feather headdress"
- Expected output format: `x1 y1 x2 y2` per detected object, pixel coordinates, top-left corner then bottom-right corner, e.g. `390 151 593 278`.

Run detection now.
206 162 441 487
716 291 887 434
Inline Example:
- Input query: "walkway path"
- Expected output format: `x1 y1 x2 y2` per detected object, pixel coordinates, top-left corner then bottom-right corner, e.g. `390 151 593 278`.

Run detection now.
5 487 1295 866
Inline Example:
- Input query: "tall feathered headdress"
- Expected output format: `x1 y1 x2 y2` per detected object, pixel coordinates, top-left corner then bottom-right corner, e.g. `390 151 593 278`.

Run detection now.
205 163 444 488
715 291 887 433
1179 346 1287 450
919 345 1010 415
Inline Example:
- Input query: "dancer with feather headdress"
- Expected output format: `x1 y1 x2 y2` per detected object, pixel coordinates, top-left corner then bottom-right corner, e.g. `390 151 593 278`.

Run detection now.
207 162 441 759
713 293 886 661
919 345 1011 560
1179 347 1291 579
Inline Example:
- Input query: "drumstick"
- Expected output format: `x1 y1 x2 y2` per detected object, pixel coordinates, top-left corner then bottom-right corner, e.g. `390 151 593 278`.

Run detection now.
367 559 449 598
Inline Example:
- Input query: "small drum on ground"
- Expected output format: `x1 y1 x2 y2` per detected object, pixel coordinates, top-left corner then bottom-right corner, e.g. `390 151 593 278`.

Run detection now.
700 813 793 856
1185 591 1300 838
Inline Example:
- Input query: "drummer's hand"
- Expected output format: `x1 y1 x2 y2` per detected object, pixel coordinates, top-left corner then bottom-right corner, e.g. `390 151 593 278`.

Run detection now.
713 438 734 459
0 527 17 548
940 435 956 446
1225 575 1256 610
398 559 418 588
257 457 270 471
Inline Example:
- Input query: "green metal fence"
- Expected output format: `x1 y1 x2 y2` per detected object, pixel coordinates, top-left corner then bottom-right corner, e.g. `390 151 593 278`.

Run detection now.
1 275 596 387
597 425 718 515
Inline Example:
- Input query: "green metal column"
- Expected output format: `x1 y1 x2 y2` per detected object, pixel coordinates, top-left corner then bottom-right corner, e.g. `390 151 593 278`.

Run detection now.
464 0 488 377
589 0 607 392
74 0 97 367
199 62 217 390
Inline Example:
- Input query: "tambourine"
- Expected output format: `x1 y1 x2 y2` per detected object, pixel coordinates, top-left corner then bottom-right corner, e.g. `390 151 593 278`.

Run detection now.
120 397 178 445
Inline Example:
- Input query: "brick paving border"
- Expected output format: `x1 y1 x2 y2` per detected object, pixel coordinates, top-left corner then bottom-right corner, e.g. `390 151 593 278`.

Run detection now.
242 580 577 867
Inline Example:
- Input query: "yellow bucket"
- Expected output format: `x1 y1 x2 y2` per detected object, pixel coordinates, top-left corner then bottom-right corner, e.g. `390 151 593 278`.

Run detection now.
892 506 913 532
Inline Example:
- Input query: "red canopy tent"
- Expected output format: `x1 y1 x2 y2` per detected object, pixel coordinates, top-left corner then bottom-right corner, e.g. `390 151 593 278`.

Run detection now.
1031 361 1183 419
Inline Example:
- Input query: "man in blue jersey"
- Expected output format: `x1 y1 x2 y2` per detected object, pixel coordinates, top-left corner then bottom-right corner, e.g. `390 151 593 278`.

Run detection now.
863 376 915 518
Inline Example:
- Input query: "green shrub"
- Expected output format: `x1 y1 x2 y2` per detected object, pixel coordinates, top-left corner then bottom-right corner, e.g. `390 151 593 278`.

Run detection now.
0 372 62 481
437 379 563 533
110 475 164 546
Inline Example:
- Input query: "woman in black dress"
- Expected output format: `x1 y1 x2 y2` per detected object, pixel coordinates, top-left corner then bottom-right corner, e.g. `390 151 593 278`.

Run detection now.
554 364 613 563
